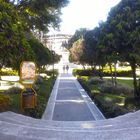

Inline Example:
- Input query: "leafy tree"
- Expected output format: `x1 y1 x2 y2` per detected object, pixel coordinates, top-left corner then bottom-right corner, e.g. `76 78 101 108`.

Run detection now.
69 39 85 65
28 37 61 71
28 37 52 69
84 27 106 78
68 28 88 49
0 0 35 72
97 22 119 84
8 0 69 31
84 28 103 67
0 0 68 73
107 0 140 97
50 51 61 65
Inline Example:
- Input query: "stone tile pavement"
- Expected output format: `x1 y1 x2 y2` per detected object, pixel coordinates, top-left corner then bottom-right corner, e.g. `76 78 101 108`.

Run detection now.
42 73 105 121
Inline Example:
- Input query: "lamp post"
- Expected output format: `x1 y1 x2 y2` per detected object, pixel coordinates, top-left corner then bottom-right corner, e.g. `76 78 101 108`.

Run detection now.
52 50 55 79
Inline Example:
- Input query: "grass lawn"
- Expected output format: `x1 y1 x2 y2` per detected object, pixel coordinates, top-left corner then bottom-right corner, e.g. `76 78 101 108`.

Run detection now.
101 93 125 106
117 79 133 88
103 77 134 88
90 84 125 106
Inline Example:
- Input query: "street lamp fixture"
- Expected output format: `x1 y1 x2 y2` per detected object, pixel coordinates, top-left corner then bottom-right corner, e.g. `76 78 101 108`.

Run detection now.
52 50 55 79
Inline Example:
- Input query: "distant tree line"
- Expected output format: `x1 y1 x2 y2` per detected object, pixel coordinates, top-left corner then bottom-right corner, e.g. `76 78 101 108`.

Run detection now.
68 0 140 98
0 0 68 71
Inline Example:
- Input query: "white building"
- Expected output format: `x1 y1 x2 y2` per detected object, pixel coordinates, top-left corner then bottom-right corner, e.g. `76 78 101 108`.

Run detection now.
42 34 72 54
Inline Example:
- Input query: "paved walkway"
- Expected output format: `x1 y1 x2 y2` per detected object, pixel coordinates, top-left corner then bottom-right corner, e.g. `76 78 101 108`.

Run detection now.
42 73 105 121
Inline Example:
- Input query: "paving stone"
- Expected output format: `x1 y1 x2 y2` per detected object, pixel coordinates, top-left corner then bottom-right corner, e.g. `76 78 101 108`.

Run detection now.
53 101 95 121
56 89 83 100
43 73 105 121
58 82 76 89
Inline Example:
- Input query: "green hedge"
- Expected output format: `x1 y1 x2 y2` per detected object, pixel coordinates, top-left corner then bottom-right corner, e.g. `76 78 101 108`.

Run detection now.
39 69 58 77
0 94 11 111
125 97 140 111
73 69 97 76
94 95 128 118
73 69 132 77
78 78 91 93
103 69 132 77
46 69 58 77
100 82 133 96
0 70 18 76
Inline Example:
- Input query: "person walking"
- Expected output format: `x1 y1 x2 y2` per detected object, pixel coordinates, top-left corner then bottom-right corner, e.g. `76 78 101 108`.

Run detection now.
66 65 69 73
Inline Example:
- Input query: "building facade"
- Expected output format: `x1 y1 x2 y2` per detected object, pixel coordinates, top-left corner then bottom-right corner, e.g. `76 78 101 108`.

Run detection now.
42 34 72 53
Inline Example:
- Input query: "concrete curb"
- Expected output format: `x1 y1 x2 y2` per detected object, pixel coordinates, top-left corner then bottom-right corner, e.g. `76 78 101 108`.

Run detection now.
42 75 60 120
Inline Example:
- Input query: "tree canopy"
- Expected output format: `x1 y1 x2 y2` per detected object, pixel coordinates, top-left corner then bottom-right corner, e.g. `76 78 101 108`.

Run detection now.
28 37 51 68
68 0 140 98
0 1 35 70
0 0 69 72
8 0 69 31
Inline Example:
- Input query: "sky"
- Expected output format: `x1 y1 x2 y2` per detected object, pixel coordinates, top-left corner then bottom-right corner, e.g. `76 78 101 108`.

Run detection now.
51 0 121 35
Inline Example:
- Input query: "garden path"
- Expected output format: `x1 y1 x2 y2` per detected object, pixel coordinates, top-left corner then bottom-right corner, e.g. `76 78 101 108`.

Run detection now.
42 72 105 121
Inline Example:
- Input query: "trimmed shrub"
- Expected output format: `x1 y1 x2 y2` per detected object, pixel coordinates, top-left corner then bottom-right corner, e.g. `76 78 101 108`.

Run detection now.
0 94 11 111
78 78 91 93
88 77 105 85
46 69 58 76
94 95 128 118
5 87 22 94
103 70 132 77
73 68 132 77
100 82 133 96
125 97 140 111
35 75 44 84
73 69 98 76
37 69 58 77
0 70 18 76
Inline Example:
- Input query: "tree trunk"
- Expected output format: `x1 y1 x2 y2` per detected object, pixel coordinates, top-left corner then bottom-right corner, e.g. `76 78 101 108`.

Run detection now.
131 62 139 98
91 65 96 71
101 65 104 78
109 63 114 84
99 65 103 80
91 65 96 76
82 64 86 70
114 63 117 86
